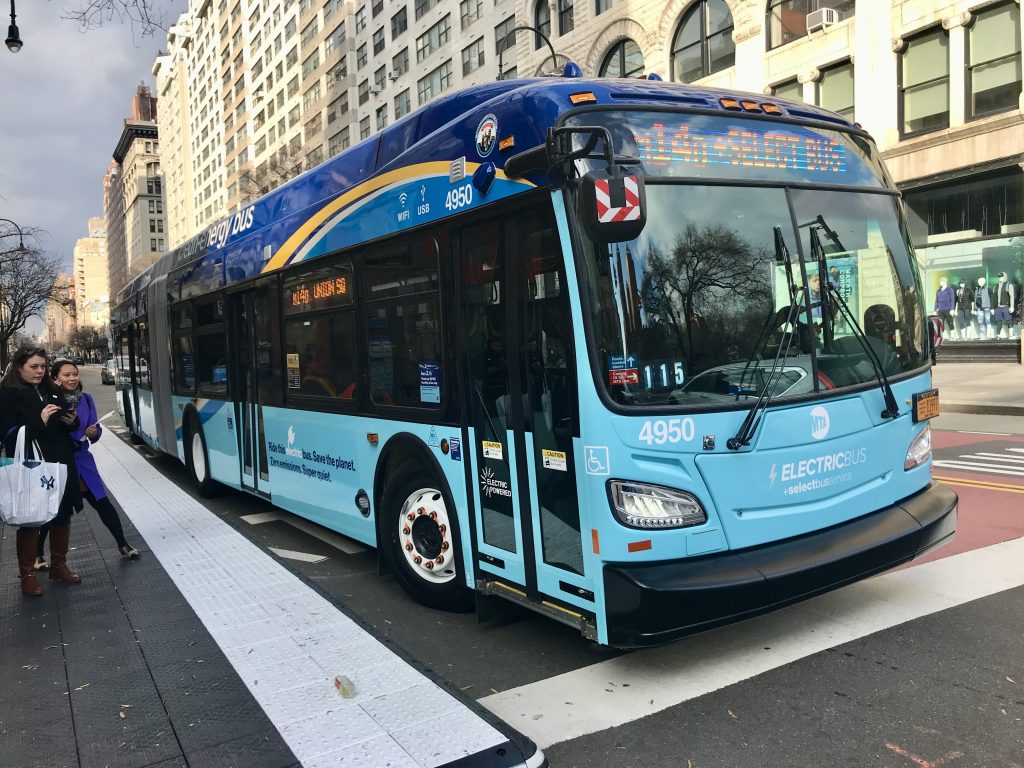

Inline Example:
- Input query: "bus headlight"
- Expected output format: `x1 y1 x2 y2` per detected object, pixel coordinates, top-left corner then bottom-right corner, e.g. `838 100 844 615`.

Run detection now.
904 425 932 471
608 481 707 529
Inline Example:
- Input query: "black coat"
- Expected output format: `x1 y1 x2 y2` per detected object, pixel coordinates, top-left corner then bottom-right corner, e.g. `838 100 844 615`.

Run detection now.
0 383 83 516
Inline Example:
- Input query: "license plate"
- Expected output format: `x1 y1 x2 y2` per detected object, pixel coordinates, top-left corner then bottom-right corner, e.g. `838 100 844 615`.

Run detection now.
913 389 940 422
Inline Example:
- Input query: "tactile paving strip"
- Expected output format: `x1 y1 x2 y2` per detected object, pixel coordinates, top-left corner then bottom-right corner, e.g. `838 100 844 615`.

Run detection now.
91 436 506 767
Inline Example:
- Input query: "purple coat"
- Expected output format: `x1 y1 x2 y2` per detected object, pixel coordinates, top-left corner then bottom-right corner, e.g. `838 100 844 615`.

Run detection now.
69 390 107 500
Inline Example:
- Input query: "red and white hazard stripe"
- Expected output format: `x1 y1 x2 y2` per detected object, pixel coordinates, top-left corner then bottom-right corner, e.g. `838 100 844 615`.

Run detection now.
595 176 641 223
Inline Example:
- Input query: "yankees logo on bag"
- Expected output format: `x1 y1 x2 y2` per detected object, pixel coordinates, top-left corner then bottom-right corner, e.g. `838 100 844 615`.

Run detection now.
0 427 66 527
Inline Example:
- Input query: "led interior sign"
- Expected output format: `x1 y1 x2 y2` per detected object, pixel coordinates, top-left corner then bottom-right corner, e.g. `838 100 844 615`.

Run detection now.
285 273 352 314
633 123 847 175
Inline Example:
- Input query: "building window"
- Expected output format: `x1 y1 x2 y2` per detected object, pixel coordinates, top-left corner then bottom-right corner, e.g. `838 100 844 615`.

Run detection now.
900 27 949 137
395 88 411 117
967 1 1022 119
356 5 366 33
357 43 368 69
771 77 802 102
373 27 385 55
325 23 346 55
391 7 408 37
374 65 387 91
671 0 734 83
462 37 485 75
557 0 573 35
376 104 388 130
328 127 350 155
460 0 483 29
372 0 384 17
417 59 452 104
303 81 322 111
534 0 550 50
300 18 318 48
599 39 644 78
302 50 320 77
494 16 516 57
416 15 451 63
286 46 298 68
903 166 1023 240
359 78 370 104
415 0 440 20
393 47 409 74
328 95 348 123
766 0 854 51
595 0 612 14
360 115 371 139
817 59 854 120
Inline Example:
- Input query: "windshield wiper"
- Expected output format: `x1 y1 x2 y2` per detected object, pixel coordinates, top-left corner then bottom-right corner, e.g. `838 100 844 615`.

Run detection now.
809 226 900 420
728 227 801 451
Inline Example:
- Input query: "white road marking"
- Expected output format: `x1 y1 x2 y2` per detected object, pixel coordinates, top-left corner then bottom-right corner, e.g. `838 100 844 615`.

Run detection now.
241 511 368 555
480 535 1024 749
964 453 1024 464
956 431 1011 436
267 547 329 564
932 460 1024 476
242 512 283 525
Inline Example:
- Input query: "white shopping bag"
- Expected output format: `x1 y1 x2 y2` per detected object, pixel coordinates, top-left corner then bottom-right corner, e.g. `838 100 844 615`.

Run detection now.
0 427 66 527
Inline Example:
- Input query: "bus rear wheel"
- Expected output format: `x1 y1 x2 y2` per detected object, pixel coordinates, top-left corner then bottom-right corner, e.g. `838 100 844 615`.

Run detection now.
184 417 217 498
382 467 473 612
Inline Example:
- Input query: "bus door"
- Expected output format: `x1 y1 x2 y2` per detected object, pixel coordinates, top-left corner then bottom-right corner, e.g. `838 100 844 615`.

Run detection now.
228 285 273 497
119 324 139 435
460 204 594 623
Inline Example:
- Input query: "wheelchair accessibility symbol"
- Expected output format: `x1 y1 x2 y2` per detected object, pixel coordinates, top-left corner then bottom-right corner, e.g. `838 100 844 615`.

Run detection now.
584 446 610 476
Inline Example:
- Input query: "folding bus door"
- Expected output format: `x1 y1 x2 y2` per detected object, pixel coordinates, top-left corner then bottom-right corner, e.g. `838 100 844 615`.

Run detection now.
459 203 595 627
228 285 273 497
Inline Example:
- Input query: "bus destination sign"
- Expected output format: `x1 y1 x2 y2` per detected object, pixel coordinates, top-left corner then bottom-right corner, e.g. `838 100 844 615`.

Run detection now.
285 271 353 314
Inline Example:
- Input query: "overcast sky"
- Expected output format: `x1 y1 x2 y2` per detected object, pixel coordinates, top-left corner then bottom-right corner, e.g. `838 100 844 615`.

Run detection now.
1 2 172 333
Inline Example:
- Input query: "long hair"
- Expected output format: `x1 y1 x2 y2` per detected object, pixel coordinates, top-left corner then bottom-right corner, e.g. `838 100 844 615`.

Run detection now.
0 346 50 390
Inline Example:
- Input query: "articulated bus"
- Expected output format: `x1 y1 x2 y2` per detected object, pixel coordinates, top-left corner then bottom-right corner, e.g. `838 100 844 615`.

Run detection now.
112 71 957 648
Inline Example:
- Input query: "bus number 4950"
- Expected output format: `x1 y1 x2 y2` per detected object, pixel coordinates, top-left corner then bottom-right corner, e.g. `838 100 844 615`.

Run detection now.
638 418 696 445
445 184 474 211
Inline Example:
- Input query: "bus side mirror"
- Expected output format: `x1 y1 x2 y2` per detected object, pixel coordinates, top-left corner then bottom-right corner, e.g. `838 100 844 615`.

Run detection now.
577 168 646 244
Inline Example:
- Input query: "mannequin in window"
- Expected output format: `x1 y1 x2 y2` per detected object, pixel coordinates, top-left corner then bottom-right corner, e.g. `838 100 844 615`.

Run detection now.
974 276 993 340
954 279 973 340
993 271 1016 339
933 276 955 340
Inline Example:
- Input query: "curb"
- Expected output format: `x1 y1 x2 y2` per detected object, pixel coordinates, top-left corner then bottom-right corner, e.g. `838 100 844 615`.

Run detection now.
941 402 1024 417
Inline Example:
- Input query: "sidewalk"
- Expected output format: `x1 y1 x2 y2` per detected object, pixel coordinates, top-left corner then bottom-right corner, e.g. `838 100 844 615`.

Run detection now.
0 434 543 768
932 362 1024 416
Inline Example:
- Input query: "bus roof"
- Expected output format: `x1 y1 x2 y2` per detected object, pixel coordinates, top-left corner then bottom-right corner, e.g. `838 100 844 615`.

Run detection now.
115 74 859 309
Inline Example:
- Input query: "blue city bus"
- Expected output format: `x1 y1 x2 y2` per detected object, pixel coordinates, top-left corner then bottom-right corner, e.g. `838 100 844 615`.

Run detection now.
110 72 957 648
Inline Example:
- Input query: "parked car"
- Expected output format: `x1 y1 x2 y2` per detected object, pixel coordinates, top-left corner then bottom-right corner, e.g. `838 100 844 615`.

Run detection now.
101 359 117 385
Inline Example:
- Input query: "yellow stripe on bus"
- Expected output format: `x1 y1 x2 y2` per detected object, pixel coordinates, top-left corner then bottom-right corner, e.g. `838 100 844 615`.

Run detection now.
261 161 530 273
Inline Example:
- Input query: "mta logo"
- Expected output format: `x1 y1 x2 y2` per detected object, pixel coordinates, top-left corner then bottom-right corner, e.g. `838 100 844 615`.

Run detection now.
40 475 55 490
810 406 830 440
287 426 295 446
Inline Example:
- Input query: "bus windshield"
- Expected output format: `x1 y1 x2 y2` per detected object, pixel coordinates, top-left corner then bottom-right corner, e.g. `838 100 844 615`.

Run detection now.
570 113 925 409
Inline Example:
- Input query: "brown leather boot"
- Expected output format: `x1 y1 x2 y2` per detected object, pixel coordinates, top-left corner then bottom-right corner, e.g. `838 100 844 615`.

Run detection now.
16 528 44 596
48 525 81 584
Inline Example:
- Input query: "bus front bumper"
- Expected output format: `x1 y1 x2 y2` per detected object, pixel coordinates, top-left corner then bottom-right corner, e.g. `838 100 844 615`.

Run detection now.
603 482 957 649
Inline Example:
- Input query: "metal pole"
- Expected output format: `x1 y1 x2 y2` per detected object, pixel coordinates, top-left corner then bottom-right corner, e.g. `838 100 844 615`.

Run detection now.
497 25 558 80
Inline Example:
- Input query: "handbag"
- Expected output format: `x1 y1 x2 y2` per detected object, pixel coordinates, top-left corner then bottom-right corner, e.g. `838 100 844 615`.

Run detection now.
0 427 66 527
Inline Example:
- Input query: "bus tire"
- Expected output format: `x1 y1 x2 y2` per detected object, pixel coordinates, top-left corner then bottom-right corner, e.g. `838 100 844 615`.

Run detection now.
184 417 217 498
381 466 473 612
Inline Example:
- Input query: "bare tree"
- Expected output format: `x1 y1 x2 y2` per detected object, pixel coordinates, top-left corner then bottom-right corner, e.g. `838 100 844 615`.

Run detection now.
0 225 68 371
60 0 173 39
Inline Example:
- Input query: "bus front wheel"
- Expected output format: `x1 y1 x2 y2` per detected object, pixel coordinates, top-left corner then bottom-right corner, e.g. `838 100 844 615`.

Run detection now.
382 467 473 612
184 417 217 498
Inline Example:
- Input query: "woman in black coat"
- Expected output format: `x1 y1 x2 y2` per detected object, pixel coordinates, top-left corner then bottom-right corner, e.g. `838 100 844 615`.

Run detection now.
0 346 84 596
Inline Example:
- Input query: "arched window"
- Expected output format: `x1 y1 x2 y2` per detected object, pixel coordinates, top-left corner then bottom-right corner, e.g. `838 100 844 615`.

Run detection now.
599 39 644 78
671 0 735 83
557 0 574 36
534 1 551 50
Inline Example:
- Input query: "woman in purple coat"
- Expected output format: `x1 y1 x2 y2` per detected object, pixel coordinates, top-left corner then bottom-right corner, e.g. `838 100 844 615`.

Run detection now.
35 360 140 566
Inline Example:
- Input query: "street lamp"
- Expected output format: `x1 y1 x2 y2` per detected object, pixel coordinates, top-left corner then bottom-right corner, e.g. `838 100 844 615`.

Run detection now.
0 217 26 250
6 0 22 53
497 25 559 80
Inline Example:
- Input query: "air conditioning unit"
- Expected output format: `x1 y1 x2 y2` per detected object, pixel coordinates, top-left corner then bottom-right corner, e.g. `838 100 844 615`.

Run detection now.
806 7 840 32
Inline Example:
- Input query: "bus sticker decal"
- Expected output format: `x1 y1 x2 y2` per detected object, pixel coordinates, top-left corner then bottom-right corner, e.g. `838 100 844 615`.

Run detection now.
419 362 441 404
449 438 461 461
810 406 830 440
638 418 696 446
428 427 440 448
482 441 503 460
584 446 610 475
475 113 497 157
541 449 567 472
286 354 300 388
480 466 511 498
